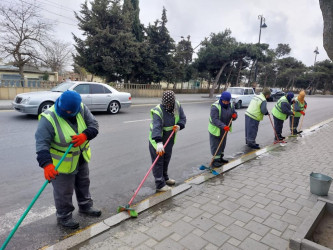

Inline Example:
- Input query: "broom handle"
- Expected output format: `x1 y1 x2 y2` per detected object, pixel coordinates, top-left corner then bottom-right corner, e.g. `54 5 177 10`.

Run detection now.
299 114 304 131
268 114 281 142
128 130 175 206
1 144 73 250
291 102 295 135
209 118 233 167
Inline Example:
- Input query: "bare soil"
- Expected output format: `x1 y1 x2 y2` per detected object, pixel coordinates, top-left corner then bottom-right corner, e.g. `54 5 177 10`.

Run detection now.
311 211 333 249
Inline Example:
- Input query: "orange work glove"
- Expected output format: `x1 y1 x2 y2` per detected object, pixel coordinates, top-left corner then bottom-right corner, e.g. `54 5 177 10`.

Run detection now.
44 164 58 181
71 133 87 147
231 113 237 120
172 125 180 132
223 126 230 132
300 111 305 116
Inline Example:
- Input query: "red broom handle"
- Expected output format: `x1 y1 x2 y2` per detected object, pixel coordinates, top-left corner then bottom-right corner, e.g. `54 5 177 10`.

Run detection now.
128 130 175 206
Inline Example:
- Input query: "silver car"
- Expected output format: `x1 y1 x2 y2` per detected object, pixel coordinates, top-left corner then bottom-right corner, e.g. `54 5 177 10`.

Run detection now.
12 81 132 115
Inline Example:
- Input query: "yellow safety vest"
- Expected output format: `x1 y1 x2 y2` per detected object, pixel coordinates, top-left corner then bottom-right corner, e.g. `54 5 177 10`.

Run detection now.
40 104 91 173
272 96 289 120
149 101 180 149
208 101 233 137
245 94 266 121
291 98 305 118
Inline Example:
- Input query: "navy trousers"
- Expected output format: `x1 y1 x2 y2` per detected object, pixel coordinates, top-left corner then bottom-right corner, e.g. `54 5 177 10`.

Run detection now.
273 115 285 139
245 115 259 146
209 131 228 160
149 141 173 189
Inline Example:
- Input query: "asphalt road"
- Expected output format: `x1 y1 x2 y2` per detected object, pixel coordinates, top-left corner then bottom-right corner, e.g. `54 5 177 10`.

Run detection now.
1 96 333 249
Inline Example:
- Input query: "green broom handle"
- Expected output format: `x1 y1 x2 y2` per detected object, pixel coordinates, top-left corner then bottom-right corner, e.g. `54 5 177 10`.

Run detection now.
1 143 74 250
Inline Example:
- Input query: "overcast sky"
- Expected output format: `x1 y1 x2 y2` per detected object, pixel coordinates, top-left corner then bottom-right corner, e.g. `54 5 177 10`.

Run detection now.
3 0 330 66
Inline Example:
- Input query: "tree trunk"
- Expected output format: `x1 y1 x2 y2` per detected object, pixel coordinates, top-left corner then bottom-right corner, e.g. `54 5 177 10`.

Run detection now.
236 60 243 87
247 60 256 86
19 66 25 87
225 64 233 89
91 74 94 82
209 62 229 98
319 0 333 61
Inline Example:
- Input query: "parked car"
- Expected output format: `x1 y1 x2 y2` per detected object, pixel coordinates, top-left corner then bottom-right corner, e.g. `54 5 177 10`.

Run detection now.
12 81 132 115
216 87 256 109
267 88 285 102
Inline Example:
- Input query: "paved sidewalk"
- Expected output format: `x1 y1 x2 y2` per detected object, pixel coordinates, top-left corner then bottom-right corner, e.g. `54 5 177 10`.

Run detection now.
49 120 333 249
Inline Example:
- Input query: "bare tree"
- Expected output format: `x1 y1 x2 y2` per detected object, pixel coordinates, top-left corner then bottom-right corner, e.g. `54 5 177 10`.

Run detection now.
0 0 51 85
40 40 73 73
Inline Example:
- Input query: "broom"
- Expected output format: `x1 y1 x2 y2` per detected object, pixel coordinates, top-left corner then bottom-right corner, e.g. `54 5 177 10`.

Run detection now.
199 118 233 175
117 130 176 218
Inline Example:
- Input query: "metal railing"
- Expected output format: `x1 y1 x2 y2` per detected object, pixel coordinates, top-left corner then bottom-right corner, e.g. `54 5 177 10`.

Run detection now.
0 80 58 88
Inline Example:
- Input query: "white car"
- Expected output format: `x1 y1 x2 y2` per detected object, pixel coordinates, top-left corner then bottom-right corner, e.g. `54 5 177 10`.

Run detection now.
216 87 255 109
12 81 132 115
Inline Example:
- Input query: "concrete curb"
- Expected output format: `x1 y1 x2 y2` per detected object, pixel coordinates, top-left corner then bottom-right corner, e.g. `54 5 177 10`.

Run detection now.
45 117 333 250
45 184 191 250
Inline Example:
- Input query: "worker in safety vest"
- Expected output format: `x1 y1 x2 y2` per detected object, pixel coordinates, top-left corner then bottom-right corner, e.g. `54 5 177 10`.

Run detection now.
271 92 294 141
208 92 237 168
149 90 186 192
245 88 271 149
289 90 307 134
35 91 101 229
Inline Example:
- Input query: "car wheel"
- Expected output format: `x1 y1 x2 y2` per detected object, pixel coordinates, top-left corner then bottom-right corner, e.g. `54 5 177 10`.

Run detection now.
107 100 120 114
235 100 242 109
38 101 54 115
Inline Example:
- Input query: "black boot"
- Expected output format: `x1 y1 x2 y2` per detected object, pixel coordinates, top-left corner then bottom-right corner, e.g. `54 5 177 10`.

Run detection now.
212 159 222 168
57 218 79 229
220 155 229 164
79 207 102 217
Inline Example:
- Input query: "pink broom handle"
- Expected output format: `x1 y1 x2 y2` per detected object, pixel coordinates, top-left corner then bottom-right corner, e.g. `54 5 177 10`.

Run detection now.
128 130 175 206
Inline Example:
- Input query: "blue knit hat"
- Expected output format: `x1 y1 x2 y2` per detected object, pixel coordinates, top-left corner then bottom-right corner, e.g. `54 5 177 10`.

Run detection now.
286 92 294 103
55 90 81 118
220 91 231 102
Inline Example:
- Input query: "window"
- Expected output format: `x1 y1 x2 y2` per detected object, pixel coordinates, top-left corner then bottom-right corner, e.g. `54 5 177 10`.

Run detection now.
74 84 90 94
103 86 111 93
91 84 105 94
244 89 249 95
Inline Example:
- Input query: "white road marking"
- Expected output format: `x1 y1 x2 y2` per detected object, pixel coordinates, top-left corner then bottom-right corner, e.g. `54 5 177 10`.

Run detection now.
124 119 151 123
0 206 56 235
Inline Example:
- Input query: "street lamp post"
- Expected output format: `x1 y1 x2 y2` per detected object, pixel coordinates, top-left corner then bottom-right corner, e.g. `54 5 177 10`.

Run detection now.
314 46 319 65
254 15 267 82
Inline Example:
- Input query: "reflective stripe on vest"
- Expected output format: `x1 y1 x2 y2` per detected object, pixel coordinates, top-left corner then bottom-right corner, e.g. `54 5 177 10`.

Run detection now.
40 103 91 173
208 101 233 137
271 96 288 120
149 101 180 149
291 98 305 118
245 94 265 121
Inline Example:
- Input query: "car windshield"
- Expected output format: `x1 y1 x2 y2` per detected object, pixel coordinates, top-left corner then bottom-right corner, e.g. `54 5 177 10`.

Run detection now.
51 82 75 92
226 88 244 95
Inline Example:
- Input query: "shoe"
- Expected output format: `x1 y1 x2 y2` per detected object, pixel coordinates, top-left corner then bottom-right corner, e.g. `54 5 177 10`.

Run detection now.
166 179 176 185
220 158 229 164
212 159 222 168
79 207 102 217
297 130 303 134
248 144 260 149
279 135 285 140
57 218 79 229
156 185 172 192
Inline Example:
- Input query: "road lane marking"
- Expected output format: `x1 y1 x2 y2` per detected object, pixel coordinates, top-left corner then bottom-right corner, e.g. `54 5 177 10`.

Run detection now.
0 206 56 235
124 119 151 123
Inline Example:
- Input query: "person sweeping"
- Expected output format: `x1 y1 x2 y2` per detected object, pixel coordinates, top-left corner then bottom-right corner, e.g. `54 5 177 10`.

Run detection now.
289 90 307 134
271 92 294 142
35 90 101 229
245 88 271 149
208 91 237 168
148 90 186 192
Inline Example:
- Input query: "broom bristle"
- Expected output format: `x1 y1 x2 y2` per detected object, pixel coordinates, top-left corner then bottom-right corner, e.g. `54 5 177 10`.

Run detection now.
199 165 206 170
